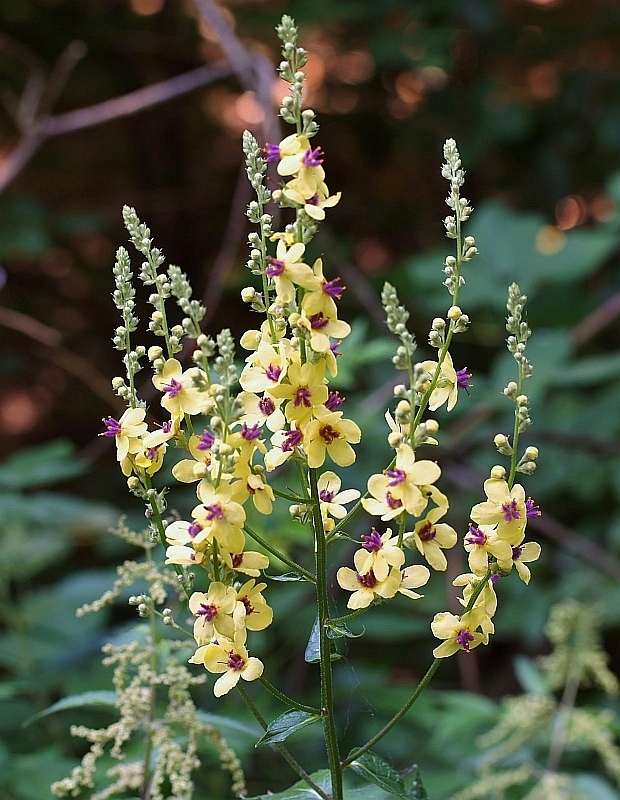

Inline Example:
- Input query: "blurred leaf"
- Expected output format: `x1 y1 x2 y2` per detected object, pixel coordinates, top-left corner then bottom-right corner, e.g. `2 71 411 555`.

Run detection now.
256 710 321 747
23 690 117 726
513 656 550 696
268 572 310 582
0 439 86 489
571 773 620 800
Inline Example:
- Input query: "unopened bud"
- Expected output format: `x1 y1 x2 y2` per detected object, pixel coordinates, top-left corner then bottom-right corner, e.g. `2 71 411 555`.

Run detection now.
490 465 506 480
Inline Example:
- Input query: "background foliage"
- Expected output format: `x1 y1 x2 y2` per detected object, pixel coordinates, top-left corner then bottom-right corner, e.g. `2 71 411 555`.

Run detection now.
0 1 619 798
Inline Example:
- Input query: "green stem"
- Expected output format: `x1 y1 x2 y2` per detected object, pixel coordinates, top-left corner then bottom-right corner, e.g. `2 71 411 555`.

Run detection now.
258 676 320 714
236 684 331 800
507 362 525 488
244 523 316 583
144 475 191 600
341 658 442 768
309 468 343 800
547 663 582 772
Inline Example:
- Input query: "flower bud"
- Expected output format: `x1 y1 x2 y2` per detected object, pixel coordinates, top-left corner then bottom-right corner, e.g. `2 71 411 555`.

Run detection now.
490 465 506 480
148 346 163 361
447 305 462 320
387 431 403 448
111 376 125 389
425 419 439 435
494 433 508 448
241 286 257 303
525 446 539 460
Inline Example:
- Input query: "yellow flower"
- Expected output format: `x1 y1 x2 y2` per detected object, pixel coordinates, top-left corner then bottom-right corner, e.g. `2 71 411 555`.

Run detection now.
231 469 275 515
337 557 402 609
289 308 351 354
397 565 431 600
464 523 514 575
171 429 215 483
419 351 459 411
152 359 204 419
431 607 494 658
239 340 288 394
317 470 360 531
504 540 542 584
101 406 148 462
362 444 442 520
304 408 361 468
233 579 273 632
188 583 236 644
403 505 457 571
238 390 286 432
470 478 528 543
220 547 269 577
453 572 498 617
271 133 311 176
190 629 263 697
354 528 405 581
265 240 320 304
269 361 328 425
193 481 245 551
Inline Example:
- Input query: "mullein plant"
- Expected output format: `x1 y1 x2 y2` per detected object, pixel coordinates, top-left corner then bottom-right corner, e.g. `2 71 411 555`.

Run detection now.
60 15 544 800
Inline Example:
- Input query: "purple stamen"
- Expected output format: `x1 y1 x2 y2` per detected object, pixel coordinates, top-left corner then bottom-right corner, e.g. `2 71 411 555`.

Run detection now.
362 529 383 552
163 378 183 398
490 573 500 584
265 364 282 383
294 387 313 407
161 420 172 434
323 277 345 300
188 521 203 538
204 503 224 521
385 492 403 511
241 596 254 616
101 416 121 437
264 142 281 162
417 521 436 542
512 544 524 560
197 603 218 621
258 396 275 416
325 391 344 411
282 429 303 451
456 367 472 394
241 422 261 440
307 193 320 206
526 498 541 519
310 312 330 330
466 524 487 546
456 628 475 651
303 146 324 168
356 570 377 589
266 256 286 277
227 651 245 670
232 553 244 568
501 499 521 523
319 488 335 503
385 468 406 486
319 424 339 445
146 447 159 460
197 430 215 450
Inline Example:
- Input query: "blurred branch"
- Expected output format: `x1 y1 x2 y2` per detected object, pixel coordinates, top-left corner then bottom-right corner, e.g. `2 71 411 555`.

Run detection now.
0 55 235 193
571 289 620 347
0 305 122 410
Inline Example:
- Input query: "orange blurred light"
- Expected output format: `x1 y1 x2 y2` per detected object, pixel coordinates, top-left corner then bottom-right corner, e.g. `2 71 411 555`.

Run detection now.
355 238 392 275
336 50 374 84
394 71 426 107
526 62 560 100
535 224 566 255
0 389 43 435
130 0 165 15
555 195 587 230
590 194 615 222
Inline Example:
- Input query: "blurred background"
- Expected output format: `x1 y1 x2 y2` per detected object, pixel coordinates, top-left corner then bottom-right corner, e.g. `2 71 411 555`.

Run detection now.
1 0 619 798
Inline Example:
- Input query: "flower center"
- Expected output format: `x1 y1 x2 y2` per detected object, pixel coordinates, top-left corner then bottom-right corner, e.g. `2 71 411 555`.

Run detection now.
197 603 218 621
456 367 472 393
265 364 282 382
282 428 303 451
242 422 261 440
264 142 280 162
101 416 121 437
325 391 344 411
303 146 324 168
417 521 436 542
188 521 203 538
266 257 286 277
501 499 521 523
512 544 524 560
197 430 215 450
227 651 245 671
205 503 224 521
466 524 486 546
163 378 183 398
385 492 403 510
386 468 406 486
294 386 313 407
310 312 329 330
323 277 344 300
319 488 335 503
241 596 254 616
362 529 383 552
356 570 378 588
319 424 340 445
232 553 244 568
526 497 541 518
258 396 275 416
456 628 475 651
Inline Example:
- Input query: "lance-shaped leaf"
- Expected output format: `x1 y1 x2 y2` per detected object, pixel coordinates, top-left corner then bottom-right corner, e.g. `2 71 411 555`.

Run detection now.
23 691 118 726
256 709 321 746
305 617 341 663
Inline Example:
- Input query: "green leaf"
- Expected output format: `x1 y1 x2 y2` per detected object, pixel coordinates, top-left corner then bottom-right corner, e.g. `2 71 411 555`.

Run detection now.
0 439 86 489
268 571 309 582
409 765 429 800
256 709 321 746
513 655 550 696
246 769 332 799
326 619 365 639
22 691 117 726
347 749 408 799
304 618 340 662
